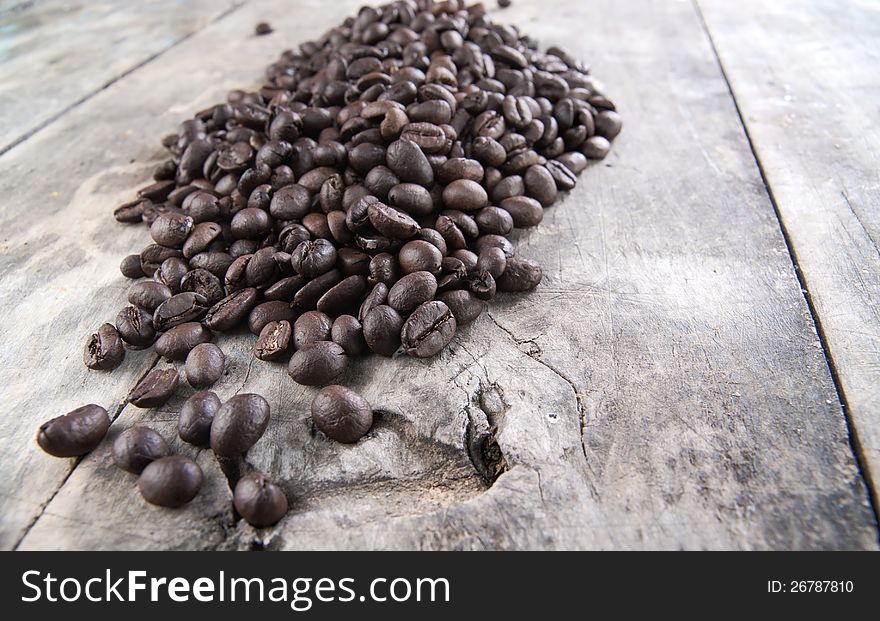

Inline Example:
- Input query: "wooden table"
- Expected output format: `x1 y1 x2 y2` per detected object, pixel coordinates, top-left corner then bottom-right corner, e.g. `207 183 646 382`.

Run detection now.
1 0 878 550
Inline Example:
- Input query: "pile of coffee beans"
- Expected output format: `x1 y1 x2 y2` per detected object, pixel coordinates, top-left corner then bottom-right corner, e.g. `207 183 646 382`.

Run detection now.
38 0 620 527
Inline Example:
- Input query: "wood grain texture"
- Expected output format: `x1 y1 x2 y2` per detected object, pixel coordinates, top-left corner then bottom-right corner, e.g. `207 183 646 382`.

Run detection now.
698 0 880 508
3 0 877 550
0 0 243 153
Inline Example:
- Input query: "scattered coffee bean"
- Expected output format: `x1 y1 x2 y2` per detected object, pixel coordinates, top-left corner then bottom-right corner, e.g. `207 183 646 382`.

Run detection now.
112 426 169 474
138 456 203 508
129 368 179 408
401 301 457 358
178 390 220 446
210 393 271 457
115 306 156 347
255 22 272 36
36 404 110 457
288 341 348 385
311 385 373 443
83 323 125 371
331 314 367 356
233 472 288 527
154 322 212 360
255 320 292 361
185 343 225 388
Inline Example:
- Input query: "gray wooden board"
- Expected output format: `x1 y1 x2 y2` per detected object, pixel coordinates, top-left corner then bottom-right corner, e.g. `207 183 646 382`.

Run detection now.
1 0 876 550
697 0 880 512
0 0 243 154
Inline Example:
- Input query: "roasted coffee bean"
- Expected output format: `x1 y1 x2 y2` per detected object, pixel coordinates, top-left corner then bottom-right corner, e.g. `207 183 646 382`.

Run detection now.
270 184 311 220
386 139 434 186
288 341 348 386
401 301 456 358
400 122 447 153
129 368 179 408
154 322 212 360
83 323 125 371
317 275 368 316
120 254 145 279
545 159 578 190
114 199 147 223
489 175 525 203
556 151 588 173
595 110 623 139
293 310 333 349
367 201 420 240
112 426 169 474
442 179 488 211
204 288 259 331
36 404 110 457
185 343 225 388
255 320 292 361
497 255 544 291
475 206 514 235
189 251 234 279
290 239 337 278
156 257 189 293
248 301 296 336
178 391 220 446
362 304 403 356
524 164 558 206
359 282 388 321
116 306 157 347
153 292 209 331
368 253 399 287
264 275 305 302
477 247 507 279
437 158 484 184
583 135 611 159
469 269 497 300
150 212 193 248
292 268 343 311
387 270 437 313
438 289 486 325
387 183 434 216
138 456 204 508
398 240 443 274
180 268 224 305
500 195 544 228
233 472 288 527
311 385 373 443
210 393 270 456
140 244 182 276
336 248 371 277
231 207 271 240
183 222 222 258
331 315 367 356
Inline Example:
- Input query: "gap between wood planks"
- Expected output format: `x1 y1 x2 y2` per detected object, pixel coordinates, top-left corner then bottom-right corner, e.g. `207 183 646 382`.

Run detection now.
692 0 880 536
0 1 249 158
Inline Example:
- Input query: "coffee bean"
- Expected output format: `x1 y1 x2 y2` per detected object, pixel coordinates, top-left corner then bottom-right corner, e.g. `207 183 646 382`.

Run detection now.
442 179 488 211
255 320 292 361
583 135 611 159
438 289 486 325
317 275 368 316
138 456 203 508
210 393 271 456
112 426 169 474
477 247 507 279
189 251 234 279
234 472 288 527
398 240 443 275
185 343 225 388
292 268 343 311
330 315 367 356
362 304 403 356
469 269 497 300
154 322 212 360
83 323 125 371
150 212 193 248
400 122 447 153
290 239 337 278
367 201 420 240
545 159 577 190
500 196 544 228
128 281 172 313
359 282 388 321
115 306 157 347
153 292 209 331
475 206 514 235
387 183 434 216
178 390 220 446
595 110 623 139
255 21 273 36
204 288 259 331
270 184 311 220
497 255 543 291
386 139 434 186
180 268 224 305
264 275 305 302
387 271 437 313
288 341 348 385
401 301 457 358
183 222 222 259
120 254 145 279
231 207 271 240
311 385 373 443
524 164 558 206
293 310 333 349
129 368 179 408
368 253 399 287
36 404 110 457
156 257 189 293
437 158 484 184
248 301 296 336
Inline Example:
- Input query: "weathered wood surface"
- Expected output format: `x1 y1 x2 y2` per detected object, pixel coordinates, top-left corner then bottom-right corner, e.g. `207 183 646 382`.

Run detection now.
698 0 880 510
0 0 243 154
1 0 877 550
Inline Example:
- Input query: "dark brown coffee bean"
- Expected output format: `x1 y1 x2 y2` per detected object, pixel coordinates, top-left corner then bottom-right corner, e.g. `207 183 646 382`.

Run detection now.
317 275 368 316
140 244 183 276
474 234 514 258
189 251 234 280
359 282 388 322
545 159 577 190
583 135 611 159
138 456 203 508
179 268 224 304
367 201 420 240
387 271 437 312
293 310 333 349
436 158 484 185
270 184 311 220
231 207 271 239
264 275 305 302
401 300 456 358
255 320 292 361
386 138 434 186
555 151 588 173
288 341 348 385
442 179 488 211
83 323 125 371
500 195 544 228
311 385 373 443
115 306 156 347
398 240 442 274
36 404 110 457
156 257 189 293
185 343 225 388
435 214 467 251
362 304 403 356
387 183 434 216
112 426 169 474
178 391 220 446
469 269 497 300
248 301 296 336
150 212 193 248
497 255 543 291
153 292 209 331
471 136 507 167
182 222 222 259
130 368 179 408
523 164 558 206
490 175 524 203
154 322 212 361
234 472 288 527
438 289 486 325
210 393 271 456
120 254 145 279
400 122 447 153
331 315 367 356
292 268 343 311
477 247 507 278
290 239 337 278
475 206 514 235
368 253 399 287
114 199 147 223
336 248 371 277
204 288 259 331
595 110 622 139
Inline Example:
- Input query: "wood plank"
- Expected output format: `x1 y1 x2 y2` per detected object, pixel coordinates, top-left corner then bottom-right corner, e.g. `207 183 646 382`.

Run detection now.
0 0 243 153
697 0 880 509
5 0 877 550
